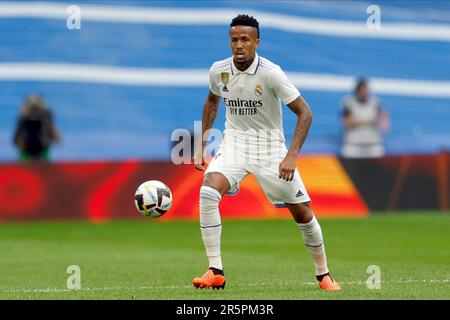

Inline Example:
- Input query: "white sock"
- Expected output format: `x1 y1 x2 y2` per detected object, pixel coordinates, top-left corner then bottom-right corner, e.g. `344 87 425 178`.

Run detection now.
297 215 329 276
199 186 223 270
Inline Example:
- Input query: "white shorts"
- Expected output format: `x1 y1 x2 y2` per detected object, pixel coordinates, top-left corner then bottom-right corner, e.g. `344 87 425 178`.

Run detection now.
204 143 311 207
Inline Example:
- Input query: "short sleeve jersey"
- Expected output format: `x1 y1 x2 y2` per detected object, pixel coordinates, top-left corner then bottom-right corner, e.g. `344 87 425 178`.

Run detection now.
209 53 300 146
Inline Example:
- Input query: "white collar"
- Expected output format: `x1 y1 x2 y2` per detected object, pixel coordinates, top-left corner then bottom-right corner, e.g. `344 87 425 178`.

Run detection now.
231 53 260 75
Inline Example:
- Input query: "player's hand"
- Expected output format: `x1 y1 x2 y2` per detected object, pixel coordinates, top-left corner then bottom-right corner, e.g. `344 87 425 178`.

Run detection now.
279 154 297 181
193 149 206 171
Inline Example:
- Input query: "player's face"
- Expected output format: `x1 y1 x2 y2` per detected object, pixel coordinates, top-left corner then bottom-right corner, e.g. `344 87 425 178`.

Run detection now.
229 26 259 65
357 83 369 102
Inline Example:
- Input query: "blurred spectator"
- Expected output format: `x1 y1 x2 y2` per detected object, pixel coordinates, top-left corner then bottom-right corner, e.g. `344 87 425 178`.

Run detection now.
13 94 61 161
340 79 389 158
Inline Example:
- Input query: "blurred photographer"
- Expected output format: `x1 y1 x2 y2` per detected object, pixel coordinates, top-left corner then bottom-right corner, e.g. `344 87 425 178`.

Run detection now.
340 79 389 158
13 94 61 161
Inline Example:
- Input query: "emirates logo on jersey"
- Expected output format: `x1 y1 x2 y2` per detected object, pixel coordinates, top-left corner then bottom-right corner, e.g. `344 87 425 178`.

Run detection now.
254 84 263 96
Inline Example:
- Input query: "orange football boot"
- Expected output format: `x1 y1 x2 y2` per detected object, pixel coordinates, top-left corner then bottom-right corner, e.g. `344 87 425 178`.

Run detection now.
318 274 341 291
192 268 226 289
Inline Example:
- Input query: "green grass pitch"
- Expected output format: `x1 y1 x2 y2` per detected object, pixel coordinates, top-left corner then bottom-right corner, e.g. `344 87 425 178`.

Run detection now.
0 212 449 299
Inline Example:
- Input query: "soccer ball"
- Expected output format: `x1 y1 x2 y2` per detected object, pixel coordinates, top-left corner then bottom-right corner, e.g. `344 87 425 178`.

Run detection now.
134 180 173 218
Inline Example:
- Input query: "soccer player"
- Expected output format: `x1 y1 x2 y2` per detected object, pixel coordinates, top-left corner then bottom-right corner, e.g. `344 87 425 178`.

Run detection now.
192 14 340 291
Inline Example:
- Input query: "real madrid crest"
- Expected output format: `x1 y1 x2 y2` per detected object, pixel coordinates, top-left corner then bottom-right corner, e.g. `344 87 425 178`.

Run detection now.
221 72 229 92
255 84 263 96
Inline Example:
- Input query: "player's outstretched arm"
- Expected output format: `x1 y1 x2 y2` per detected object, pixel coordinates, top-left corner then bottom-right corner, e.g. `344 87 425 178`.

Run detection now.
194 90 221 171
279 96 313 181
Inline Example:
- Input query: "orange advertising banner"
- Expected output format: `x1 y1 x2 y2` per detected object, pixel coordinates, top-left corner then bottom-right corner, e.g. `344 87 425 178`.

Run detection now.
0 156 368 222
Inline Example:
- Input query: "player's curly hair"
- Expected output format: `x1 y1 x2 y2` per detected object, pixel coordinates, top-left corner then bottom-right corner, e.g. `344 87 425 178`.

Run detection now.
230 14 260 38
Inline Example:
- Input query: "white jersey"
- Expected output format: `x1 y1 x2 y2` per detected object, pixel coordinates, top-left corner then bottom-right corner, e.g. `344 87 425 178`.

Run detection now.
206 53 310 206
209 53 300 158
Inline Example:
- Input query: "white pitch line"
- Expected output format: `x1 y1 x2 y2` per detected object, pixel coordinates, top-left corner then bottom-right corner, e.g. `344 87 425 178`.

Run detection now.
1 279 449 294
1 284 192 294
0 2 449 41
1 63 450 99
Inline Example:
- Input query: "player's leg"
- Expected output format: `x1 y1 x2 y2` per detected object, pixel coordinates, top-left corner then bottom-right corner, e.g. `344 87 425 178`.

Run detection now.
286 202 340 290
193 151 248 289
193 142 249 289
200 172 229 270
193 172 229 289
253 162 340 290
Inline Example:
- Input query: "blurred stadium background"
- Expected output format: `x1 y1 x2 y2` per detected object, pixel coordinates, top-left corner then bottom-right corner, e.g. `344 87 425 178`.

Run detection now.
0 0 448 220
0 0 449 300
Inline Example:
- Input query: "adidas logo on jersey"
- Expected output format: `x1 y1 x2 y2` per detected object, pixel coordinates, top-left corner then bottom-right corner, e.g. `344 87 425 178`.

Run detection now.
296 190 304 197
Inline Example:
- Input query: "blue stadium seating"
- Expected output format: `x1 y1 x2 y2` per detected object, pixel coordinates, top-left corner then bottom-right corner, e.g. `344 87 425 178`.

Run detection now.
0 1 449 161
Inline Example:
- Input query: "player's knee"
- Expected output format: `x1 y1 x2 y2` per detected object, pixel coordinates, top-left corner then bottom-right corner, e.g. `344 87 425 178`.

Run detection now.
202 173 216 187
202 173 230 195
287 201 313 223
